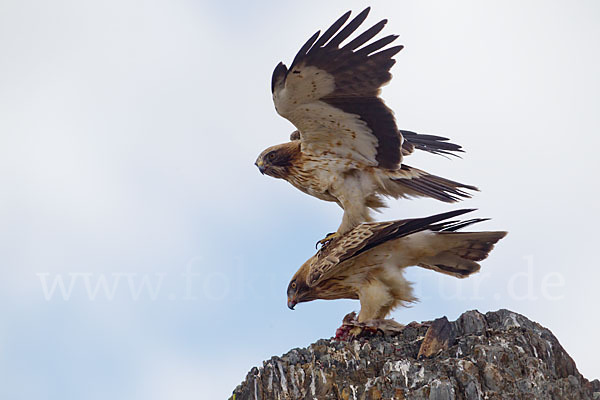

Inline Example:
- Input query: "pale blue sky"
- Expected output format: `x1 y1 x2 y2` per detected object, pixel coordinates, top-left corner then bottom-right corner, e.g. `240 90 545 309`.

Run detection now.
1 1 599 398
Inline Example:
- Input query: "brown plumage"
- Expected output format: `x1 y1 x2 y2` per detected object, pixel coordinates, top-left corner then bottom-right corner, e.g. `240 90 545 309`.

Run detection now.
256 139 476 234
286 209 507 322
257 8 476 236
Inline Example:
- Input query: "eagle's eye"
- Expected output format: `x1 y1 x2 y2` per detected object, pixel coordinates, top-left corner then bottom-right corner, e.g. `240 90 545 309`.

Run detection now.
267 152 275 161
291 281 297 289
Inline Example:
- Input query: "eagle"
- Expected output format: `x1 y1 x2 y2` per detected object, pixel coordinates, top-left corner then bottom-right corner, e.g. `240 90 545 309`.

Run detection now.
286 209 506 327
256 8 477 243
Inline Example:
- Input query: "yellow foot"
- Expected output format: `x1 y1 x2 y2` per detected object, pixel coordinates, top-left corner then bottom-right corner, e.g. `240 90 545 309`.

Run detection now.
315 232 340 249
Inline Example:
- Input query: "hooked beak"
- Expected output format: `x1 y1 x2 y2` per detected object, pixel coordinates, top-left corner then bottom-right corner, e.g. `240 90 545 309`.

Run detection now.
287 297 297 310
255 161 266 175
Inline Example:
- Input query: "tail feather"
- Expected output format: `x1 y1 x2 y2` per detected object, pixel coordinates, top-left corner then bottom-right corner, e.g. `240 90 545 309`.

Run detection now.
400 130 464 158
387 165 478 203
418 231 507 278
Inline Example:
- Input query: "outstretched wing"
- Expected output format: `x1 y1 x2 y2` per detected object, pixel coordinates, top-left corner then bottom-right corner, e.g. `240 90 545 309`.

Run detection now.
272 8 404 170
307 209 477 286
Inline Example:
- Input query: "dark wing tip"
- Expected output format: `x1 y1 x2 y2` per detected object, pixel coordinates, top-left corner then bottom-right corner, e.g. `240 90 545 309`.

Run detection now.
310 10 353 51
377 44 404 57
271 62 288 93
436 218 491 232
355 34 400 56
457 207 477 213
356 7 371 21
433 208 477 221
414 210 477 229
325 7 372 49
355 6 372 22
290 30 321 68
356 209 479 258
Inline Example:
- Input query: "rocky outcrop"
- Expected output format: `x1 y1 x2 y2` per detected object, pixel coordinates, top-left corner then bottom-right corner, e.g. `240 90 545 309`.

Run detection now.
231 309 599 399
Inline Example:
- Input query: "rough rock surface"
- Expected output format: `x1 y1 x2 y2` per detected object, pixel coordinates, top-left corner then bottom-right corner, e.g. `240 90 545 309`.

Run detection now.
231 309 599 399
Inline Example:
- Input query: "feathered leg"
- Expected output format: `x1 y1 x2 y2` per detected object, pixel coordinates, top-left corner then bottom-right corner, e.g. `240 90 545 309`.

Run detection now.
317 174 372 247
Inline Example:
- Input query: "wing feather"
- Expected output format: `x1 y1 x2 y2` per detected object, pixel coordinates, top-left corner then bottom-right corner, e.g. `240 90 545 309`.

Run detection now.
342 20 387 51
272 8 404 169
355 35 400 57
324 8 370 49
291 31 321 67
310 11 351 51
307 209 477 286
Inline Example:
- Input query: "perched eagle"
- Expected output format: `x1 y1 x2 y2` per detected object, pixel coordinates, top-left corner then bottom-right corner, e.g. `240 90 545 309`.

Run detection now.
256 8 476 241
286 209 506 324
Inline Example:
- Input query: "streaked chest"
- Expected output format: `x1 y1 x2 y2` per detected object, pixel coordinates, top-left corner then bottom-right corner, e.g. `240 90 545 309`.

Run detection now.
286 155 353 202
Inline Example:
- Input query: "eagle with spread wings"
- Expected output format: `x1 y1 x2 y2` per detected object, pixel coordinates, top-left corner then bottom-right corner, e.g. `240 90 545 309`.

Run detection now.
286 209 506 328
255 8 476 242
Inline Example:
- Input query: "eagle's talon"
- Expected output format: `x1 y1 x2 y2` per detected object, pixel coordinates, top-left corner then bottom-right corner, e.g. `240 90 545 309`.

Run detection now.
316 232 340 249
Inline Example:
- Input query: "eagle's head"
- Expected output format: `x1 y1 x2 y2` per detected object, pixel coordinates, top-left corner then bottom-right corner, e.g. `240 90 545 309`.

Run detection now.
286 261 316 310
255 141 300 179
286 278 314 310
